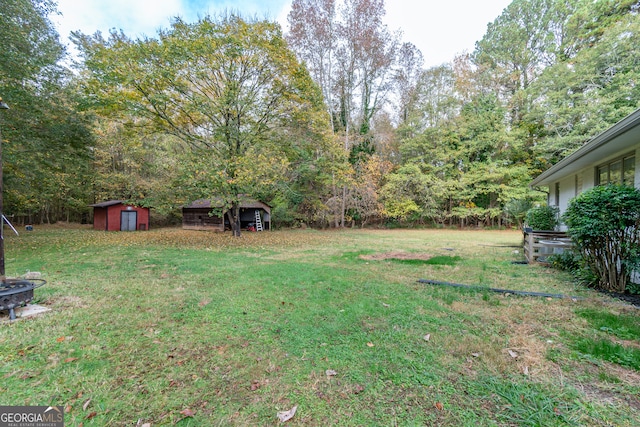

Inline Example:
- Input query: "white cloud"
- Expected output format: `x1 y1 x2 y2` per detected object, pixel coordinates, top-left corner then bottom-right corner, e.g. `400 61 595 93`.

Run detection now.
54 0 290 43
54 0 184 40
53 0 511 68
383 0 512 67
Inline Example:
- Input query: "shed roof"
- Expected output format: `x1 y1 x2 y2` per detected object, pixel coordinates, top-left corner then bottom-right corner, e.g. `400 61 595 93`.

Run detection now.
531 108 640 187
89 200 126 208
184 198 271 212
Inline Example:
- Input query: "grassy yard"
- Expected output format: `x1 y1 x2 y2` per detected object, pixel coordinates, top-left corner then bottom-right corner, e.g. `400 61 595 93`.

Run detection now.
1 226 639 426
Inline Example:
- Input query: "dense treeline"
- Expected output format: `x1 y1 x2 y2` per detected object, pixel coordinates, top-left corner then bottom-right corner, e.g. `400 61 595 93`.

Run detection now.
0 0 94 224
0 0 639 228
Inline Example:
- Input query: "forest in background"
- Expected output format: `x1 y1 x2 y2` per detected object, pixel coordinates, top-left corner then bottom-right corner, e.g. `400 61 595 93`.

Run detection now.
1 0 639 228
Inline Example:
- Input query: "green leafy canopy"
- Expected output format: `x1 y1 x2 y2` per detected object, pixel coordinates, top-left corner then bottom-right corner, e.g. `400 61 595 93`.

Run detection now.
563 185 640 292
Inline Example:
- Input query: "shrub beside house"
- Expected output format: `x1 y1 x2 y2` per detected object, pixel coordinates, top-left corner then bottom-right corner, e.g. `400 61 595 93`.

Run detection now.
530 107 640 290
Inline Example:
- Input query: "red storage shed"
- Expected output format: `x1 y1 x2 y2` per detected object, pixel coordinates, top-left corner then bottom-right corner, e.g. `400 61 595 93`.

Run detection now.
89 200 150 231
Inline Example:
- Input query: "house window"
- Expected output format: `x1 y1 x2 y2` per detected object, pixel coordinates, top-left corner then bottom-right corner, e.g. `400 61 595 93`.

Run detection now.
596 154 635 186
624 156 635 186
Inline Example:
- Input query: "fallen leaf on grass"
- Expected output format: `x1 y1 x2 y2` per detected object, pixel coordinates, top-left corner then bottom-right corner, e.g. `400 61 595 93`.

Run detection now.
382 303 390 308
325 369 337 377
507 350 518 358
366 342 374 347
82 399 91 411
277 405 297 423
471 352 481 358
250 380 261 391
56 336 65 342
180 408 195 418
85 412 97 420
64 357 78 363
434 402 444 411
523 366 529 376
423 334 431 342
353 384 365 394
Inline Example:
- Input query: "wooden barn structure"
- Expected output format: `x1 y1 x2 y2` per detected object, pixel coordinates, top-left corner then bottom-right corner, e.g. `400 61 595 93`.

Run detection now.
89 200 150 231
182 198 271 232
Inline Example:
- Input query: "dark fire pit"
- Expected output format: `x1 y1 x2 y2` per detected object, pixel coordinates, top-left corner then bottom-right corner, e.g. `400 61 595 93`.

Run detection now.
0 278 45 320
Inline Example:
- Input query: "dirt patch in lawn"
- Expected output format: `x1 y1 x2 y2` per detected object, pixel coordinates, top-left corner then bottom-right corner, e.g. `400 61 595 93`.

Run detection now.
359 252 433 261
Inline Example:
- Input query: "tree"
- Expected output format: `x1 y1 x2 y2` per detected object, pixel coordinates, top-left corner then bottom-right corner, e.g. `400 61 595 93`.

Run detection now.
0 0 94 224
394 42 424 126
472 0 579 125
287 0 337 130
287 0 402 227
379 163 439 223
524 4 640 168
386 0 640 229
563 185 640 293
0 0 63 83
339 0 397 137
74 14 331 235
89 117 185 215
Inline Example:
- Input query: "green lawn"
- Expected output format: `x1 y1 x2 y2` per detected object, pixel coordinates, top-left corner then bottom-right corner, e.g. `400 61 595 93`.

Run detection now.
1 226 638 426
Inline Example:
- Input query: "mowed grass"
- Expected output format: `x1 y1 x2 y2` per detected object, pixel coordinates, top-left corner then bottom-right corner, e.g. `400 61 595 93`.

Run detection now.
1 225 639 426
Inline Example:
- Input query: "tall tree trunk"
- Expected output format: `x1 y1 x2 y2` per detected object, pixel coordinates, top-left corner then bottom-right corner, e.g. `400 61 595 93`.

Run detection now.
227 206 242 237
233 204 241 237
332 177 339 228
341 186 346 228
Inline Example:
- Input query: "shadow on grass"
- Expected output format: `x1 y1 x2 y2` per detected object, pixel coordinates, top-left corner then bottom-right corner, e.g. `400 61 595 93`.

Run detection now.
389 255 462 266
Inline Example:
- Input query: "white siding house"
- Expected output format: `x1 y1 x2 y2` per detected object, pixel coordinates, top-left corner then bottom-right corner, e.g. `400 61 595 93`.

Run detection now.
530 108 640 229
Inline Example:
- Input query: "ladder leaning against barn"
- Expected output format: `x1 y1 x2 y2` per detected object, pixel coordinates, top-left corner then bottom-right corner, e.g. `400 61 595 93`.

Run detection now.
254 210 264 231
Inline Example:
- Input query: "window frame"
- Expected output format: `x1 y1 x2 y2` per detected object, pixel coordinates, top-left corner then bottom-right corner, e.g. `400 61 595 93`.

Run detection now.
595 152 635 186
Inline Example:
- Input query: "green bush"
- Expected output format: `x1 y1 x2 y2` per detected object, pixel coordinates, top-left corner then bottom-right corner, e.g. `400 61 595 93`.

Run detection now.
548 250 580 272
525 205 559 230
563 185 640 293
548 250 597 285
504 199 533 228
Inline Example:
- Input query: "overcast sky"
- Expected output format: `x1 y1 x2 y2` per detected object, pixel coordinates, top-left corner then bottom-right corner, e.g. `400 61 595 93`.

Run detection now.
53 0 512 68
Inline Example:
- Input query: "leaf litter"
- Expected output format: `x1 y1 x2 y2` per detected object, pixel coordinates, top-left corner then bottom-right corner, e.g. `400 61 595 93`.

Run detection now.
277 405 297 423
